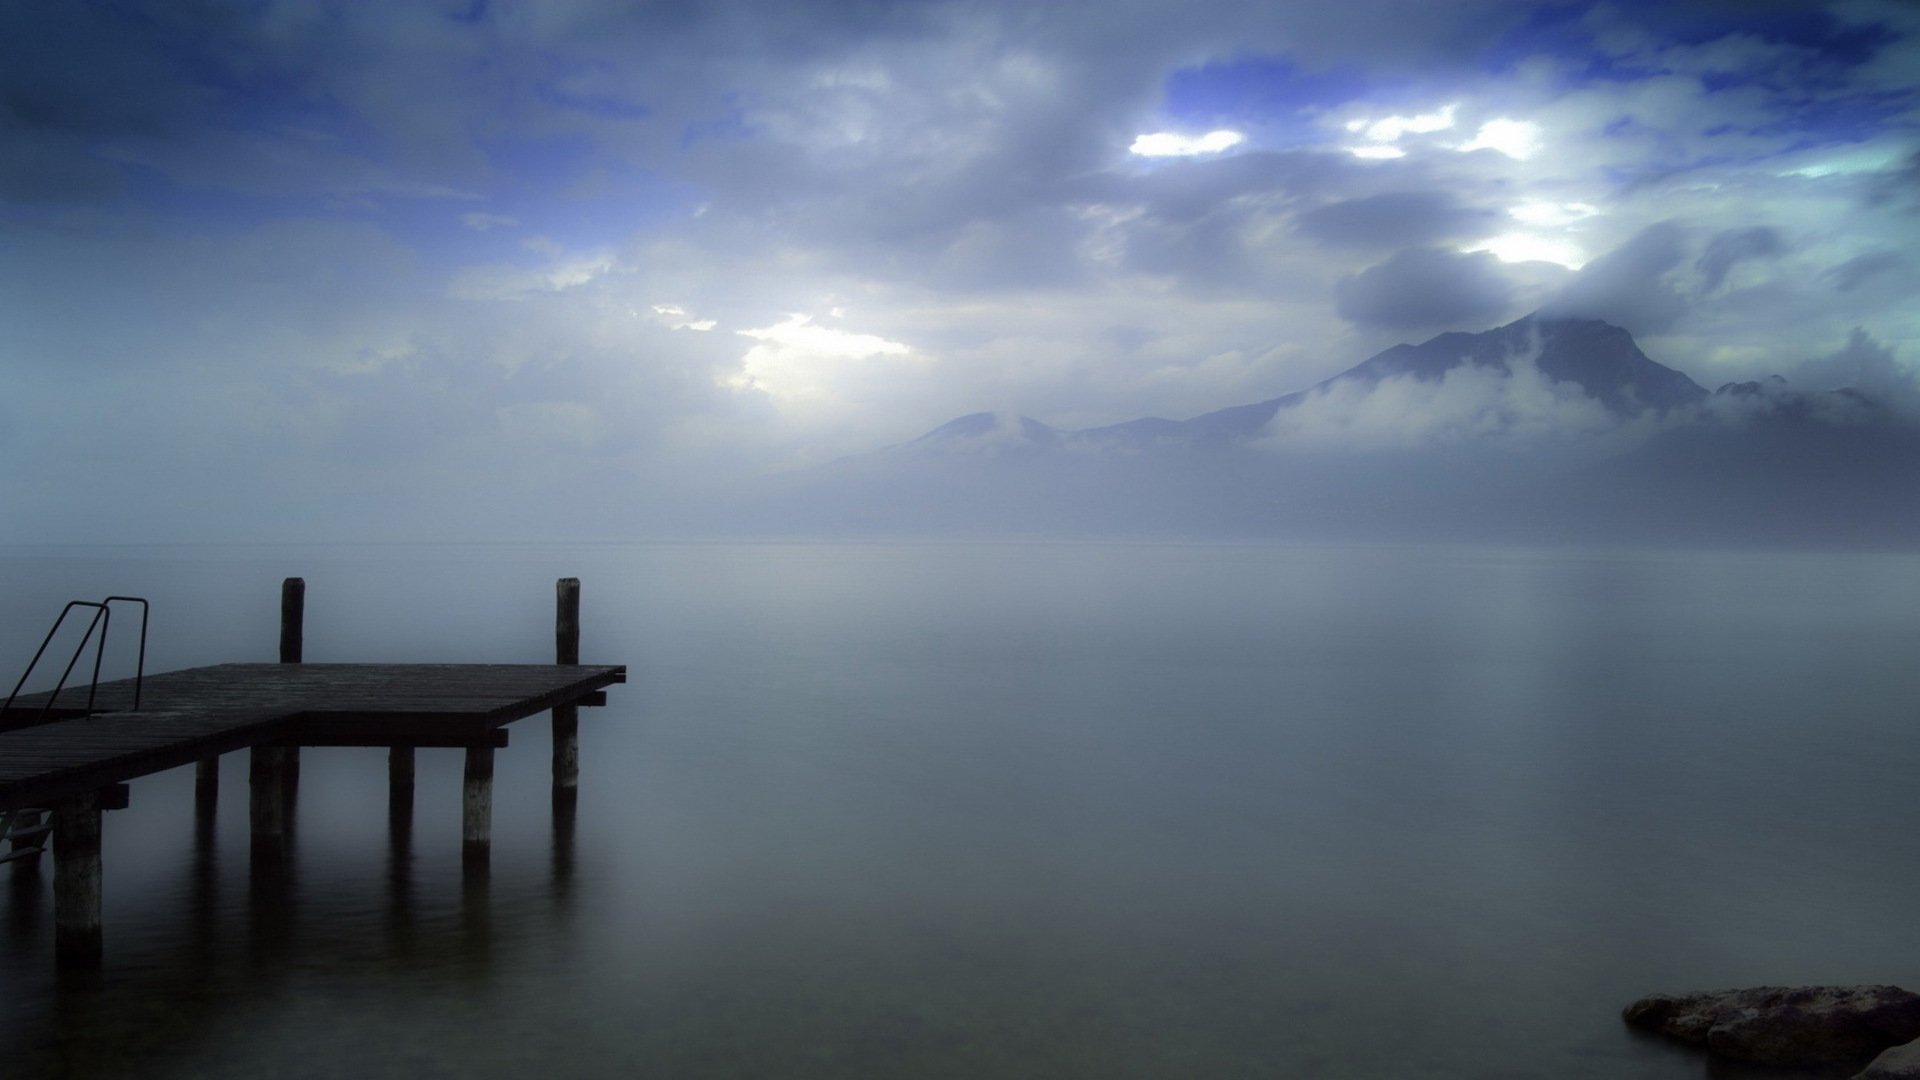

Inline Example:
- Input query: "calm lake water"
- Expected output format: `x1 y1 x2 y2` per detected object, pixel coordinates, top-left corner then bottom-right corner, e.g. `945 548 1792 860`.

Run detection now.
4 541 1920 1078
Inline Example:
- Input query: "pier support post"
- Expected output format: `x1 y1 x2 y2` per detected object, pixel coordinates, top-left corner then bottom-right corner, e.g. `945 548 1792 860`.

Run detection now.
280 577 304 787
249 746 288 859
389 746 415 819
553 577 581 795
194 755 219 814
463 744 494 865
52 790 103 969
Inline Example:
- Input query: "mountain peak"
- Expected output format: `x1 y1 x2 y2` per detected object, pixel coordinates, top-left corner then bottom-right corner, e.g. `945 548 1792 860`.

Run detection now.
1057 313 1705 449
911 411 1060 451
1338 312 1706 415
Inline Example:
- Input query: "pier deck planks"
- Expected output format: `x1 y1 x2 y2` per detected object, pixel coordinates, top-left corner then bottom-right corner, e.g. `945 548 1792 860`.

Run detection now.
0 662 625 809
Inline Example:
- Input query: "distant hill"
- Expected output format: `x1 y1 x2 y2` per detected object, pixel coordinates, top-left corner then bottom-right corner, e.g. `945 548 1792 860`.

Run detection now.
909 314 1708 454
721 313 1919 547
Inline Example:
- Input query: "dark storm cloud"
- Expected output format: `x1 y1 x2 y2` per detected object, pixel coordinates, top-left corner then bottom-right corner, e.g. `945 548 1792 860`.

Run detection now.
1333 247 1515 331
1541 223 1690 335
1695 226 1784 293
1294 191 1502 250
0 3 199 200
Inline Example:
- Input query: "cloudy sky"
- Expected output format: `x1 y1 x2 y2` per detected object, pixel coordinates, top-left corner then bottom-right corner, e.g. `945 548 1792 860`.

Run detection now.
4 0 1917 540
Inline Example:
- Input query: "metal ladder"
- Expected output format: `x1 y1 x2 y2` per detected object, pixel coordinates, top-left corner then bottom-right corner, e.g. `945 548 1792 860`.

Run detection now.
0 809 51 865
2 596 149 864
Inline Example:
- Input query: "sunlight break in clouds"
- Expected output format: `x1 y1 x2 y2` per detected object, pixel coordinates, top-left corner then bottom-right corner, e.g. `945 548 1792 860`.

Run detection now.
1509 201 1599 227
1466 233 1587 268
727 315 923 406
1343 103 1456 157
1129 130 1245 157
1459 118 1543 159
651 304 716 331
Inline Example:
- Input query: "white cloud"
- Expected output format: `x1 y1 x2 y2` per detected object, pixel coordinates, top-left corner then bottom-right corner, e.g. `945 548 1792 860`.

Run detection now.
1459 118 1543 159
651 303 716 331
1349 104 1458 142
1260 346 1623 452
1509 201 1599 227
726 314 926 407
1129 130 1245 157
1465 233 1587 269
1341 103 1456 157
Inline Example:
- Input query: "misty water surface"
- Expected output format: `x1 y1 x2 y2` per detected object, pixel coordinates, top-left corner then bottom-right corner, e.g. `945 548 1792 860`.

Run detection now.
3 541 1920 1079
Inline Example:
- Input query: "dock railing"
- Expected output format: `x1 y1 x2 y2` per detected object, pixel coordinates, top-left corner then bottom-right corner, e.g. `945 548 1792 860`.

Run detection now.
3 595 150 723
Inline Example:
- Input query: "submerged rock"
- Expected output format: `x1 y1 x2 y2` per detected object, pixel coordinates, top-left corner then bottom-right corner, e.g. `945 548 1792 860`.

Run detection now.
1622 985 1920 1067
1857 1039 1920 1079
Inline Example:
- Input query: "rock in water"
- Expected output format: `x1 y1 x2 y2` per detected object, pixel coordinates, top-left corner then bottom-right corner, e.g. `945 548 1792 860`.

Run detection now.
1623 986 1920 1067
1858 1039 1920 1079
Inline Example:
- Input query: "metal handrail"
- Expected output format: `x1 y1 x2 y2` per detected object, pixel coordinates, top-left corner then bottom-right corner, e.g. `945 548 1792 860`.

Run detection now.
3 596 150 722
102 596 149 709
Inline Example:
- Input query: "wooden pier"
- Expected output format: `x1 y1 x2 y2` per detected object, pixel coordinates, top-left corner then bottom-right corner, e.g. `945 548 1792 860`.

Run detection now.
0 577 623 969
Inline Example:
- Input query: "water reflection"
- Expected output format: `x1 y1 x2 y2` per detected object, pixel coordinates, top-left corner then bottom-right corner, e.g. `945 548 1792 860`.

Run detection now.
7 542 1920 1079
3 745 585 1079
386 768 414 960
551 786 576 904
8 852 44 947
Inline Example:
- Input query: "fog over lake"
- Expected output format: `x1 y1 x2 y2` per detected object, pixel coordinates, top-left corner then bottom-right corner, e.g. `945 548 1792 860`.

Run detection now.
5 541 1919 1079
6 1 1920 1075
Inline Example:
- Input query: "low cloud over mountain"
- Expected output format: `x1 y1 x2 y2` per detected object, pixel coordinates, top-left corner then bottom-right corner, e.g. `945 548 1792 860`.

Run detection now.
728 315 1920 546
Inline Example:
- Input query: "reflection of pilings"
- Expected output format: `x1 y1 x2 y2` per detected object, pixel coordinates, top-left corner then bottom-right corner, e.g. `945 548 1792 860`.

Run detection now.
460 838 492 959
550 787 577 907
386 772 414 959
247 772 293 969
8 846 46 949
190 785 220 962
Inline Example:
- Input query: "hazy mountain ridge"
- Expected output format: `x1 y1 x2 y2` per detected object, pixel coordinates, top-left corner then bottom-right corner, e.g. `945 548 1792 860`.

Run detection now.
912 314 1713 454
743 314 1920 546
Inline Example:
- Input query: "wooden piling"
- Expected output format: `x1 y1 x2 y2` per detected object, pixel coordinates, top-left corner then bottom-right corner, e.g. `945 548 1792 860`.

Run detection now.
388 745 415 819
553 577 581 792
279 577 305 664
194 755 219 813
280 578 304 788
463 744 494 864
52 790 103 969
249 746 287 859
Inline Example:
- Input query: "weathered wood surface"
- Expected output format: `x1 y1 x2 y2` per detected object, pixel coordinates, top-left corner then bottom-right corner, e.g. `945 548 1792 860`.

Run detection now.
0 662 624 810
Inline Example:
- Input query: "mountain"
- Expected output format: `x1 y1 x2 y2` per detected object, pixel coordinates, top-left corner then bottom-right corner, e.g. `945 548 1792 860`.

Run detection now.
733 313 1918 547
913 314 1708 453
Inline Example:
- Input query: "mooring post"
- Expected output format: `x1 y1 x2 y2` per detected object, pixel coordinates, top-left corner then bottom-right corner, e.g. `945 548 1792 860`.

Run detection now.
279 577 304 789
52 790 103 969
553 577 581 796
463 744 495 865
